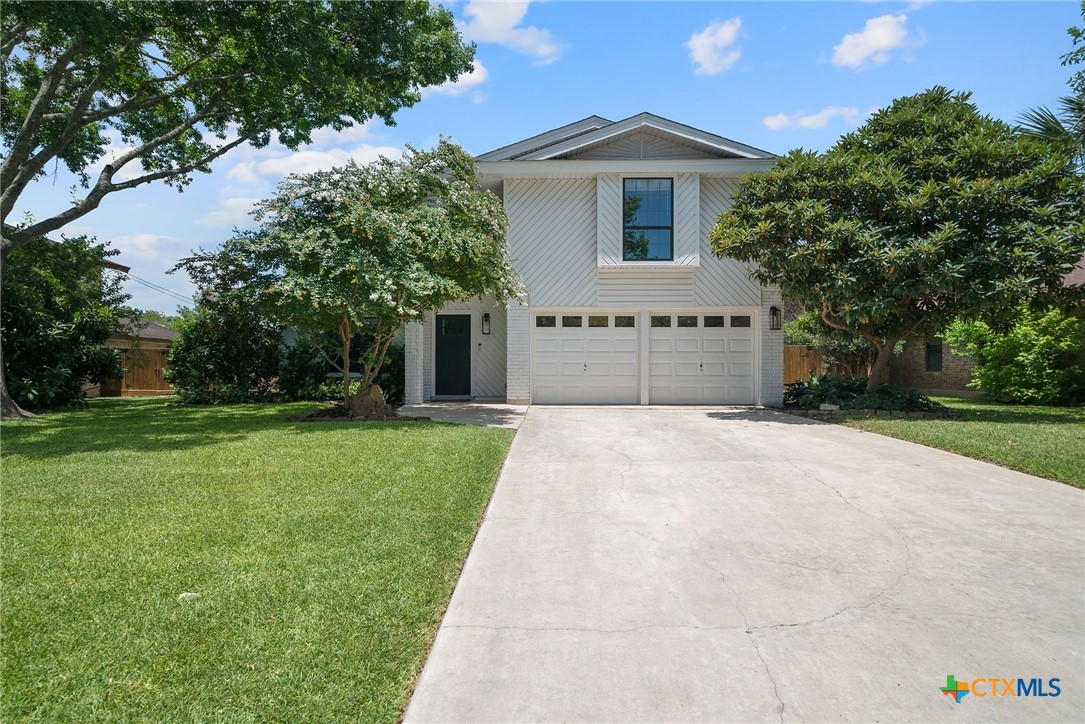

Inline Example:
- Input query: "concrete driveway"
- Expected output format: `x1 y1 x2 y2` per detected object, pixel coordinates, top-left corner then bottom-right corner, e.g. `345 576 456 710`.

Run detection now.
406 407 1084 723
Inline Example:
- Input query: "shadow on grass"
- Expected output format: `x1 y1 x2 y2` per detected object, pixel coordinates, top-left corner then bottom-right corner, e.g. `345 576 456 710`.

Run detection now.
0 397 442 460
929 400 1085 426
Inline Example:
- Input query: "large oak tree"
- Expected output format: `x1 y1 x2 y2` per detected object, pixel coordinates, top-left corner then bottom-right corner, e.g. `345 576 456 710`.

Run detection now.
0 0 474 417
711 87 1085 394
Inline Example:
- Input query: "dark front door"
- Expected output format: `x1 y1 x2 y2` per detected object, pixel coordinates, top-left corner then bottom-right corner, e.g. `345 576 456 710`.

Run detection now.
435 314 471 396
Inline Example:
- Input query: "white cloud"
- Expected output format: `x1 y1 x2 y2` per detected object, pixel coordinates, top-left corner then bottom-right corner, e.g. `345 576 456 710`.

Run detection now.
685 18 743 76
424 59 489 97
228 144 402 184
763 106 861 131
458 1 562 65
832 14 915 69
194 195 263 229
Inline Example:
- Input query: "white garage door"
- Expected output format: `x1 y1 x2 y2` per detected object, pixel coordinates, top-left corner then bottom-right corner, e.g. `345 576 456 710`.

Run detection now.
649 313 756 404
533 313 638 404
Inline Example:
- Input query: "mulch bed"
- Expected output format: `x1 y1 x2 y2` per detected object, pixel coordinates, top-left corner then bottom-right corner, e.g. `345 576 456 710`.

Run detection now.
782 407 953 420
288 403 430 423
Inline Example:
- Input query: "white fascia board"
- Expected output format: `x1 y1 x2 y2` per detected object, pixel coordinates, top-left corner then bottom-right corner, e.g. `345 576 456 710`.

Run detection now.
474 116 613 161
525 116 772 160
476 159 777 177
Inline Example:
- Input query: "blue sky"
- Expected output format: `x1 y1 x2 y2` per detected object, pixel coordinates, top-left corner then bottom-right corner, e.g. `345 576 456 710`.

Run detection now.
13 1 1081 313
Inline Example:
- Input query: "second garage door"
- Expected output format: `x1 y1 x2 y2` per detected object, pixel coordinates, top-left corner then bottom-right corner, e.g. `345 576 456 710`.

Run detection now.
649 312 756 405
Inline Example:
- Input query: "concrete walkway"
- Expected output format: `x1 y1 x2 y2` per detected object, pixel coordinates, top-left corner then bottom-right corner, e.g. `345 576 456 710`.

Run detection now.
406 407 1084 722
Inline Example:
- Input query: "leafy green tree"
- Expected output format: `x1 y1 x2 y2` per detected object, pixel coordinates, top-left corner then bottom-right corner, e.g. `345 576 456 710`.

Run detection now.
944 307 1085 405
784 311 900 377
0 0 473 417
164 294 282 404
176 140 521 418
0 235 127 410
711 87 1085 394
132 308 186 330
1019 2 1084 167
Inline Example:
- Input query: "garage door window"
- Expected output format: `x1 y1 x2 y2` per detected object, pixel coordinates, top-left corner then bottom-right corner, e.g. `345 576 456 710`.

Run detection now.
588 315 609 328
615 316 636 328
677 315 698 328
562 315 583 327
730 315 751 328
535 315 556 327
704 315 725 328
651 315 671 327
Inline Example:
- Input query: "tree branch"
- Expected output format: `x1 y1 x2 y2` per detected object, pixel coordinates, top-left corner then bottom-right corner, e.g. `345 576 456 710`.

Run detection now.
1 20 28 59
0 37 85 194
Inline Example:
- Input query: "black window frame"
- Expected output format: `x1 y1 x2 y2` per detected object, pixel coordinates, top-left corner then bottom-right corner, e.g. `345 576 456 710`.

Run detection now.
622 178 674 262
925 340 943 373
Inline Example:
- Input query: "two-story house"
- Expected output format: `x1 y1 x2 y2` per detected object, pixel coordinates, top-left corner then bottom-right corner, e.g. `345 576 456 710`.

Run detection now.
403 112 785 407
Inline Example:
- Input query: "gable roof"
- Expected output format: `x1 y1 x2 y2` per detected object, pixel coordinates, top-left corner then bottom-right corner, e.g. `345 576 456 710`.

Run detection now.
115 317 180 342
477 112 775 162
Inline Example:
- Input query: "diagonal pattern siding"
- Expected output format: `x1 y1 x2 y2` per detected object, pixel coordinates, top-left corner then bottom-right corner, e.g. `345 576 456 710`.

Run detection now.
673 173 700 266
420 297 507 399
507 178 598 307
596 174 622 266
566 131 719 160
695 178 761 307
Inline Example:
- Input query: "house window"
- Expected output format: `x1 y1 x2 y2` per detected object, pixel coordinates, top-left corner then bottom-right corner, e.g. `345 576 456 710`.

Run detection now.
623 178 673 261
925 341 943 372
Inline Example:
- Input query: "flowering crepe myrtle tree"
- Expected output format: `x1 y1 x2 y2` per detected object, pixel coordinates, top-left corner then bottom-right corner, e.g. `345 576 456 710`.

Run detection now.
711 87 1085 394
176 140 521 417
0 0 475 418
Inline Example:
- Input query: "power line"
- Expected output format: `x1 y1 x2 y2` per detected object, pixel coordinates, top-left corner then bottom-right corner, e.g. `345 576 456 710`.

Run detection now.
116 271 195 305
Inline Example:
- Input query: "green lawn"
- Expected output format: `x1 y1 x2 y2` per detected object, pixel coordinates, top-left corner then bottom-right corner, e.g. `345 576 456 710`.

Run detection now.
841 397 1085 488
1 398 514 722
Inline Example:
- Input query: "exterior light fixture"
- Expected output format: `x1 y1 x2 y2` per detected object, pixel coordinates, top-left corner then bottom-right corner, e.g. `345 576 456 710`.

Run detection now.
482 313 491 335
769 306 782 331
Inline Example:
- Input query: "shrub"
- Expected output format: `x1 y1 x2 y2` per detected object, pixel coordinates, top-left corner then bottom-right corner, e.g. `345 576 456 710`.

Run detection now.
944 308 1085 405
1 235 127 410
784 374 945 412
165 299 282 404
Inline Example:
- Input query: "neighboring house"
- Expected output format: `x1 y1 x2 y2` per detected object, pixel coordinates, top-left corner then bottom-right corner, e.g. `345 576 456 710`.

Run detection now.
888 257 1085 396
97 317 179 397
403 113 785 406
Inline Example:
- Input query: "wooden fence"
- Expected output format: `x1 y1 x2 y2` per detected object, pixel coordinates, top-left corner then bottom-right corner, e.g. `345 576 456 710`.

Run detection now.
784 345 824 384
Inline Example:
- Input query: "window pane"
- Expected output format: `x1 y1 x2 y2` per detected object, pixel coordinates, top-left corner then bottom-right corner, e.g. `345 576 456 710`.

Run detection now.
562 315 583 327
588 315 609 328
535 315 556 328
622 178 673 261
704 315 726 328
677 315 698 328
651 315 671 328
730 315 751 328
925 341 943 372
615 315 636 328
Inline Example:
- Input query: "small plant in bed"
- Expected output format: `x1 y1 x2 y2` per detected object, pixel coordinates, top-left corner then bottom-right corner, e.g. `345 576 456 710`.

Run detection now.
784 375 947 414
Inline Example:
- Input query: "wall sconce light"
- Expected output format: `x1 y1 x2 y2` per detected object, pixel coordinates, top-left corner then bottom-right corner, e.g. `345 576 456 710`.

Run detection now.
769 306 782 331
482 313 491 335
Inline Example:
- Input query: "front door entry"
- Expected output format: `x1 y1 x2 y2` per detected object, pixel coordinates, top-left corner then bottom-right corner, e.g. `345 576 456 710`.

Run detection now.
435 314 471 396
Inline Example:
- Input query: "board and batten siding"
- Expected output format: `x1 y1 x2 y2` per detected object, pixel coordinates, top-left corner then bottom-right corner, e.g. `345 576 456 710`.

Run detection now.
505 178 597 307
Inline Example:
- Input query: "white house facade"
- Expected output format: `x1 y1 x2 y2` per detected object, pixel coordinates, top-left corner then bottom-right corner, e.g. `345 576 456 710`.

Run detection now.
403 113 785 407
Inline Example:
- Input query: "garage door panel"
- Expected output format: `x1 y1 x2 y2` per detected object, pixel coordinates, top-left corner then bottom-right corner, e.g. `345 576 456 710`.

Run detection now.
533 313 638 404
649 313 757 405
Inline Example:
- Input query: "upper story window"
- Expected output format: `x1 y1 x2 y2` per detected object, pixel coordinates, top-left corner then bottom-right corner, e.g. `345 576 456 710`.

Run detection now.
623 178 673 261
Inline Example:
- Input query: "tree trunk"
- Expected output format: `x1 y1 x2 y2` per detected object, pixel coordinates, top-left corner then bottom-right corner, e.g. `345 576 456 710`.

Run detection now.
866 340 897 394
0 250 33 420
340 331 351 407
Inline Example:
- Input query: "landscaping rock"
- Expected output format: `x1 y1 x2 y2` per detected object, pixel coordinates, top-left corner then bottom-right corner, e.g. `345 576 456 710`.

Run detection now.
819 403 841 411
177 592 199 601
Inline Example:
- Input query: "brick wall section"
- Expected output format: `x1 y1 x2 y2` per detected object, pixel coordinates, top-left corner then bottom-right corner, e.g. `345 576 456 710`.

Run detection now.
888 336 975 393
505 300 531 404
760 286 784 406
403 322 424 404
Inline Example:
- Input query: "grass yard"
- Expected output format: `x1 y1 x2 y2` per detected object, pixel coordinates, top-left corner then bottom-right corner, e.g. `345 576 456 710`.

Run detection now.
841 397 1085 488
1 398 514 722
